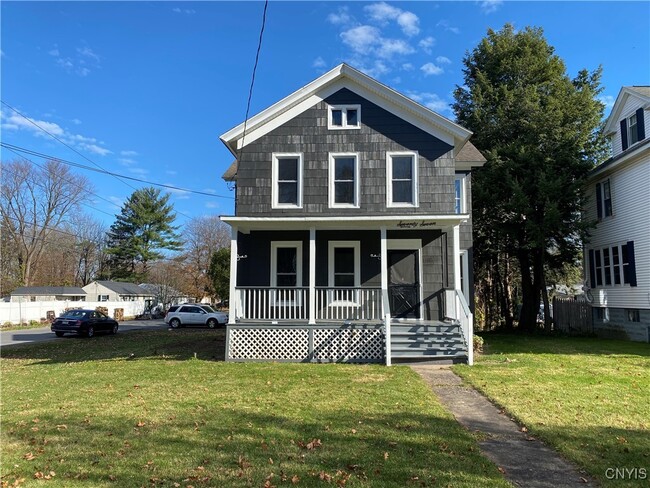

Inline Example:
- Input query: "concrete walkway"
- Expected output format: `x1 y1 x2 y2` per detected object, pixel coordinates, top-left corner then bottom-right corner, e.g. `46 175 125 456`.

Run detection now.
411 366 596 488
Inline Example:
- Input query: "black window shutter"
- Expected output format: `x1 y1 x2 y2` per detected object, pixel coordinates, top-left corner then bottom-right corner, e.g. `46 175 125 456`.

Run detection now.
588 249 596 289
595 183 602 219
626 241 637 287
620 119 628 150
636 108 646 141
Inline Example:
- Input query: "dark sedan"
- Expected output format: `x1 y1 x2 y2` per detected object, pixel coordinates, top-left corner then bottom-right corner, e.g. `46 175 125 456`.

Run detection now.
51 309 119 338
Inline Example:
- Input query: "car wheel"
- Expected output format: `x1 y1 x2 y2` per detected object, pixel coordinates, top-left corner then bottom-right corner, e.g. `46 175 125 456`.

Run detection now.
55 331 64 337
207 318 217 329
86 326 95 338
111 324 119 334
169 318 181 329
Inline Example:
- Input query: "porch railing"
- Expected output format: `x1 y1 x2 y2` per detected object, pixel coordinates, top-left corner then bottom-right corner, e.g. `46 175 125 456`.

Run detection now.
445 288 473 365
315 287 383 321
235 287 309 321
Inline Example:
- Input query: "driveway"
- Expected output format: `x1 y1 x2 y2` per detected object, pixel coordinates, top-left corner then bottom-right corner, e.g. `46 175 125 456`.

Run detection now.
0 320 167 347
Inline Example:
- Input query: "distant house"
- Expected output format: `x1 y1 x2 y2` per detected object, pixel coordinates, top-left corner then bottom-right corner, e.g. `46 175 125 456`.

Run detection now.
10 286 86 302
584 86 649 341
82 281 154 302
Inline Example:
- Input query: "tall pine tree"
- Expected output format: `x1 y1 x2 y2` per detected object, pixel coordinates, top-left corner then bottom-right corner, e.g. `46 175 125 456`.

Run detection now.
106 187 182 282
453 24 608 330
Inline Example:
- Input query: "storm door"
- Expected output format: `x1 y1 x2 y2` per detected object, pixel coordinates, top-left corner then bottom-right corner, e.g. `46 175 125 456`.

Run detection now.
387 249 421 318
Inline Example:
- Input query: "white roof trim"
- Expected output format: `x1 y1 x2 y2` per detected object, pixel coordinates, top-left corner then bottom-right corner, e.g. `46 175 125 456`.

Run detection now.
604 86 650 135
220 63 471 156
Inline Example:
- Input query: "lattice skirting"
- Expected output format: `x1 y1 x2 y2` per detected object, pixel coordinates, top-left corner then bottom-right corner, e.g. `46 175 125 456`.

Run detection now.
227 324 385 363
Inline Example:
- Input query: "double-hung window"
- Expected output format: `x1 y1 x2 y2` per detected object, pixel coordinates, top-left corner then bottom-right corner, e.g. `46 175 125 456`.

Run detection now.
328 104 361 130
328 241 360 304
628 113 639 146
454 174 467 214
387 152 418 207
595 179 612 219
329 153 359 207
620 108 646 150
271 241 303 306
588 242 637 289
272 153 303 208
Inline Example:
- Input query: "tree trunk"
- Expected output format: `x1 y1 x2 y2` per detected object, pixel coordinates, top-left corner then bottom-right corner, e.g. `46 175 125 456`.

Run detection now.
518 250 542 331
541 269 552 332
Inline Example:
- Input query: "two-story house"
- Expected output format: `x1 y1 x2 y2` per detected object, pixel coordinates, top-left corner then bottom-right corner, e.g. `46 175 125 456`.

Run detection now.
584 86 649 342
219 64 485 363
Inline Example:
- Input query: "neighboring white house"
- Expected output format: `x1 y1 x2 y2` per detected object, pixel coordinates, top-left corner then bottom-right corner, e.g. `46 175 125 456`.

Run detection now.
584 86 650 342
82 281 154 302
10 286 87 302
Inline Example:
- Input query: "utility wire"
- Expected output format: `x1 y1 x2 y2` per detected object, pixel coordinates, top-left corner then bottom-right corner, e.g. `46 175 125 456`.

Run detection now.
2 142 234 200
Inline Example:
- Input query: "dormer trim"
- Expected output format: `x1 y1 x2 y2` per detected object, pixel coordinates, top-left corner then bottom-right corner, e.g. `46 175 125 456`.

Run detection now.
603 86 650 136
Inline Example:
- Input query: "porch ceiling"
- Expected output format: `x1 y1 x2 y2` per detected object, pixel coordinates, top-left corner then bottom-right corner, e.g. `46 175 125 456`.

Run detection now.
220 214 469 233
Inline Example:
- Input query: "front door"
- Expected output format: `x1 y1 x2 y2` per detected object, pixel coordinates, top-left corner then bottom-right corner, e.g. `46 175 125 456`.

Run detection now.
387 249 421 318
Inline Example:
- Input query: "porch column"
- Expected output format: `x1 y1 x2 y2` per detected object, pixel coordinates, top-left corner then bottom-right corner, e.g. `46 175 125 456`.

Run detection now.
380 226 389 316
453 224 461 317
228 226 238 325
309 227 316 324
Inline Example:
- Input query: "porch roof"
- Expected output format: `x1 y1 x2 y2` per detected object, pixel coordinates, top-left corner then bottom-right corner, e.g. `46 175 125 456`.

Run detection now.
221 214 468 232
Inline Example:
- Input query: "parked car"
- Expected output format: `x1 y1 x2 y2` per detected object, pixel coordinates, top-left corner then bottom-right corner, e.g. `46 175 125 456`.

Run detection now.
51 309 119 338
164 304 228 329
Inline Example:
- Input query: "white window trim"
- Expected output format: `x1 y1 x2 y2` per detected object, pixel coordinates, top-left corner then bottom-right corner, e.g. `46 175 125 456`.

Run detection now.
386 151 419 208
597 178 613 219
329 152 360 208
627 113 639 145
327 104 361 130
327 241 361 288
270 241 303 288
459 250 469 300
455 174 467 214
272 153 303 209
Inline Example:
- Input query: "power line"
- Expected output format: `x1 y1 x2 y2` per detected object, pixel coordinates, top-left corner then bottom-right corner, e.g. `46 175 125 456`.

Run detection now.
1 142 234 200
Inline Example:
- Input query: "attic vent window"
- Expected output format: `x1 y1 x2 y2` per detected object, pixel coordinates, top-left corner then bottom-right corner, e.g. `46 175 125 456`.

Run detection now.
328 105 361 130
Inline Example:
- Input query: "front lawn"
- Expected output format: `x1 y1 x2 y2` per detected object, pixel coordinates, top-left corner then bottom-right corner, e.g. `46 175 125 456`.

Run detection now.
1 330 510 487
454 334 649 486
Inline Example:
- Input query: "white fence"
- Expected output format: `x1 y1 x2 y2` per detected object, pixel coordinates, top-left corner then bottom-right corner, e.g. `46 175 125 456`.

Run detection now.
0 300 148 324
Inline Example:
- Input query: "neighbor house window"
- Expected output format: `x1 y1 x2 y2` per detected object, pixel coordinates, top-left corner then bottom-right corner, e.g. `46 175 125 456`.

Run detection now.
328 104 361 130
588 242 637 289
455 174 467 214
387 152 418 207
329 153 359 207
595 179 612 219
98 295 109 302
272 153 303 208
626 309 640 322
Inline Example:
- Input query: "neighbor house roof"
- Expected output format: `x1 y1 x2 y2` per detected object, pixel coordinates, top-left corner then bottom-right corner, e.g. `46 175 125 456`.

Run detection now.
220 63 473 158
10 286 86 296
88 281 153 296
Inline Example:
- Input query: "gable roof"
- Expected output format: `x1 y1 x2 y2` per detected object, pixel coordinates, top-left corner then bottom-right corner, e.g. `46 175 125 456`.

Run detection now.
10 286 86 296
603 86 650 135
220 63 472 158
87 281 153 296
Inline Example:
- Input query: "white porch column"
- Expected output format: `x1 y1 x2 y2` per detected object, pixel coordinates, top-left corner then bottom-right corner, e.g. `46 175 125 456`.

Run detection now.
309 227 316 324
228 226 238 325
380 226 389 316
453 224 461 316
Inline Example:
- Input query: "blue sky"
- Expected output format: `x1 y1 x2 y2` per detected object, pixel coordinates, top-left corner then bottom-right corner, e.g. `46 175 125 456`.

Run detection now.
2 1 649 227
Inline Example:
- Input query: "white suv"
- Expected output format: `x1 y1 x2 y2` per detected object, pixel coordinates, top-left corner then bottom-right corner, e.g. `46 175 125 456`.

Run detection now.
164 304 228 329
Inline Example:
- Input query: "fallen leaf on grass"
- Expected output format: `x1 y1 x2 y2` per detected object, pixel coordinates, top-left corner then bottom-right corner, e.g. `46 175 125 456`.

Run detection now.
237 455 251 469
23 453 35 461
291 475 300 484
497 467 506 474
383 452 389 460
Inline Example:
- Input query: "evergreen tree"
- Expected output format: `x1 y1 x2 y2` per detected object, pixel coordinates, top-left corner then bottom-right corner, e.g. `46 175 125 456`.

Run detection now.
453 24 607 330
208 247 230 305
106 187 182 281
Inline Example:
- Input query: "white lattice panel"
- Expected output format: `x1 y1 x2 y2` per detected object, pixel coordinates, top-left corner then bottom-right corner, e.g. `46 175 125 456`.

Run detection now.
313 328 384 361
229 328 309 360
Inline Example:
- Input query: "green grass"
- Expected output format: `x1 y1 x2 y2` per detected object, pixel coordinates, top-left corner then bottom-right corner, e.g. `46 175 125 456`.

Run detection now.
1 322 50 332
453 334 650 486
1 330 510 487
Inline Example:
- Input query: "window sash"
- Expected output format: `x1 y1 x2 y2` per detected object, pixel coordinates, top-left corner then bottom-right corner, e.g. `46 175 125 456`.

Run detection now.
273 154 302 208
328 105 361 129
628 114 639 145
329 154 358 207
387 153 417 206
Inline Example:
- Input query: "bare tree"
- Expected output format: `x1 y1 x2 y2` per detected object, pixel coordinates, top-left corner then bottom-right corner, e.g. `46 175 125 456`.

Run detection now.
69 214 108 286
182 215 229 301
0 159 92 286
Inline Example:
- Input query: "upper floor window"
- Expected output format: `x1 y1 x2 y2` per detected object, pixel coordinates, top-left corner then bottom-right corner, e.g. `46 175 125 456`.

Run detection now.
387 152 418 207
272 153 303 209
595 179 612 219
98 295 109 302
454 174 466 214
620 108 646 151
328 105 361 130
628 114 639 145
329 153 359 208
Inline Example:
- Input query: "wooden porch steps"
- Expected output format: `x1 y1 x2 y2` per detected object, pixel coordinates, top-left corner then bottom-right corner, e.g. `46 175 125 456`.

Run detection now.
390 323 468 362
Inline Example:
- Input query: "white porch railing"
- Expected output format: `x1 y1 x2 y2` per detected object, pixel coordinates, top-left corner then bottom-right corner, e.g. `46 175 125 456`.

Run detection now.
445 288 474 365
235 287 309 321
315 287 383 321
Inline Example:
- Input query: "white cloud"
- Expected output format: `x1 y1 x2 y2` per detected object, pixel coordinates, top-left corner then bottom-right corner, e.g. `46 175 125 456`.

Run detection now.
406 91 450 113
436 56 452 65
205 201 219 209
437 20 460 34
402 63 414 71
421 62 444 76
119 158 136 166
418 36 436 54
71 118 82 125
312 56 327 69
128 167 149 176
121 150 138 157
478 0 504 14
353 59 390 79
327 6 352 26
172 7 196 14
76 46 100 63
50 44 101 76
81 143 111 156
48 48 60 57
165 170 177 176
376 38 414 59
341 25 381 54
202 188 217 194
397 11 420 37
364 2 420 37
599 95 616 109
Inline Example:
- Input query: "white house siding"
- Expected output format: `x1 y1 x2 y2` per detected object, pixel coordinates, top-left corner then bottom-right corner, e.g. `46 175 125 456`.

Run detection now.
585 157 650 310
0 300 147 325
82 282 121 301
610 98 649 156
